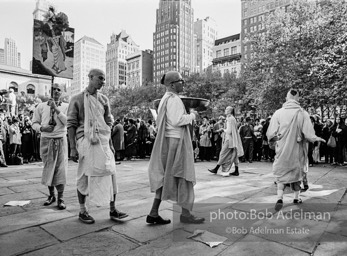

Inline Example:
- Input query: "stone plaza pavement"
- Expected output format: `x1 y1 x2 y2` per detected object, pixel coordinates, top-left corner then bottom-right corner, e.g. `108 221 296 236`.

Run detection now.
0 159 346 256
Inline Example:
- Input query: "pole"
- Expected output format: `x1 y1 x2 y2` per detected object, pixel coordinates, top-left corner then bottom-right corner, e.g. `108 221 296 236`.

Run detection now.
51 76 54 98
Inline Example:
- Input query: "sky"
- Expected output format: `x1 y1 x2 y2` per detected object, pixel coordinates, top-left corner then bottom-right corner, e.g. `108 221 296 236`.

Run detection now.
0 0 241 70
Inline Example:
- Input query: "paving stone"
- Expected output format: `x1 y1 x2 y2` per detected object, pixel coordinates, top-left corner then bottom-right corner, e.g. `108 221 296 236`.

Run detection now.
0 227 58 256
326 204 347 237
253 211 329 253
122 229 228 256
0 205 26 217
112 209 176 243
0 208 74 234
218 234 309 256
0 187 15 196
314 232 347 256
25 230 139 256
0 190 46 206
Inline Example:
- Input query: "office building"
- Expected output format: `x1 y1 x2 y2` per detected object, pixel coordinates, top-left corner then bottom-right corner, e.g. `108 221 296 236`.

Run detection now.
126 50 153 88
71 36 105 96
212 34 241 77
4 38 20 68
0 49 4 65
106 30 139 88
153 0 195 84
241 0 291 63
194 17 218 73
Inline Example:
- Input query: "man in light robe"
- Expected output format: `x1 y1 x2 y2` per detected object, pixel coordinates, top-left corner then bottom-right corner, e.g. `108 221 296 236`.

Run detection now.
32 83 68 210
266 89 325 211
146 71 205 225
208 106 244 176
67 68 128 224
7 88 16 117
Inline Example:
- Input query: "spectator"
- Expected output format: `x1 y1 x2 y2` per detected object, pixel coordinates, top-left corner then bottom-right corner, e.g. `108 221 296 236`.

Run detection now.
111 119 125 161
199 116 212 161
0 118 7 167
21 117 35 163
137 120 149 159
239 117 255 163
332 116 346 166
253 118 263 161
125 118 137 160
213 116 225 161
9 118 22 163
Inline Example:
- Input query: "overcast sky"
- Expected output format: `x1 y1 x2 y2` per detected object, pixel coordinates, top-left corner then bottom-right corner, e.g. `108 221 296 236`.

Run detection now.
0 0 241 70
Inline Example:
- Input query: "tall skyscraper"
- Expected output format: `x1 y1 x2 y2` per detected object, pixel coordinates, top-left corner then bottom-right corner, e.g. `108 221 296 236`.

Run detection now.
71 36 105 96
241 0 291 63
106 30 139 88
4 38 20 67
194 17 218 74
153 0 194 84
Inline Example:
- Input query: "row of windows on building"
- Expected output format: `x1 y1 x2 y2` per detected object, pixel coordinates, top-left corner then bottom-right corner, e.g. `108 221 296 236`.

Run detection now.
216 46 238 58
128 61 140 71
243 0 290 17
244 23 266 34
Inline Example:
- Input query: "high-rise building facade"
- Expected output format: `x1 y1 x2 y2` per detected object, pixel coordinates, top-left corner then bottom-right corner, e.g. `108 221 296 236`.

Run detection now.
106 30 139 88
71 36 105 96
241 0 291 63
126 50 154 88
0 49 4 65
194 17 218 73
4 38 20 68
212 34 242 77
153 0 194 84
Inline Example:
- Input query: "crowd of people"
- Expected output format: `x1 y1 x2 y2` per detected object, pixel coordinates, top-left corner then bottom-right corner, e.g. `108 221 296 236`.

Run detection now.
190 113 347 167
2 97 345 170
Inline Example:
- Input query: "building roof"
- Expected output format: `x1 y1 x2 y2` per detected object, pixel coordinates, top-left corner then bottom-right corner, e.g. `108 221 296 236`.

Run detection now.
0 64 51 80
76 36 103 46
215 33 240 46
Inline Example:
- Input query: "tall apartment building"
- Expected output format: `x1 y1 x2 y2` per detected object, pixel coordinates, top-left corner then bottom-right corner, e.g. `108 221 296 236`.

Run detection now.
106 30 139 88
153 0 194 84
4 38 20 68
241 0 291 63
212 34 241 77
126 50 154 88
194 17 218 73
71 36 105 96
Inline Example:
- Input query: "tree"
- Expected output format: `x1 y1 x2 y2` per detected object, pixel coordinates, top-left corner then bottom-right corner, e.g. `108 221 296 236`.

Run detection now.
242 0 347 117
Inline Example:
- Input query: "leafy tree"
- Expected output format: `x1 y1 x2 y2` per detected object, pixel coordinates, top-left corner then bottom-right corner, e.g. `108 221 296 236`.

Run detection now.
242 0 347 117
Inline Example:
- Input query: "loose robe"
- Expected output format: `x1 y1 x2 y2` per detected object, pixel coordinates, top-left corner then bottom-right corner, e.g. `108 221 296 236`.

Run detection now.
148 92 196 210
217 115 244 173
76 90 117 206
266 100 319 183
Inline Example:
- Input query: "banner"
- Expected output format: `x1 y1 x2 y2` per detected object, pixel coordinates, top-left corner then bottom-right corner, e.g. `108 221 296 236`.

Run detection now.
32 7 74 79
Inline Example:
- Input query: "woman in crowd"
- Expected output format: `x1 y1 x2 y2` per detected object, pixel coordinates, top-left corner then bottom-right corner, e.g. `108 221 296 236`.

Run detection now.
332 116 346 166
21 117 35 163
322 119 334 164
199 116 212 161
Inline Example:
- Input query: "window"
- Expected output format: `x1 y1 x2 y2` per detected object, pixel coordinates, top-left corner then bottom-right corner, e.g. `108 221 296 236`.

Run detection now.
27 84 35 95
224 48 229 56
216 50 222 58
